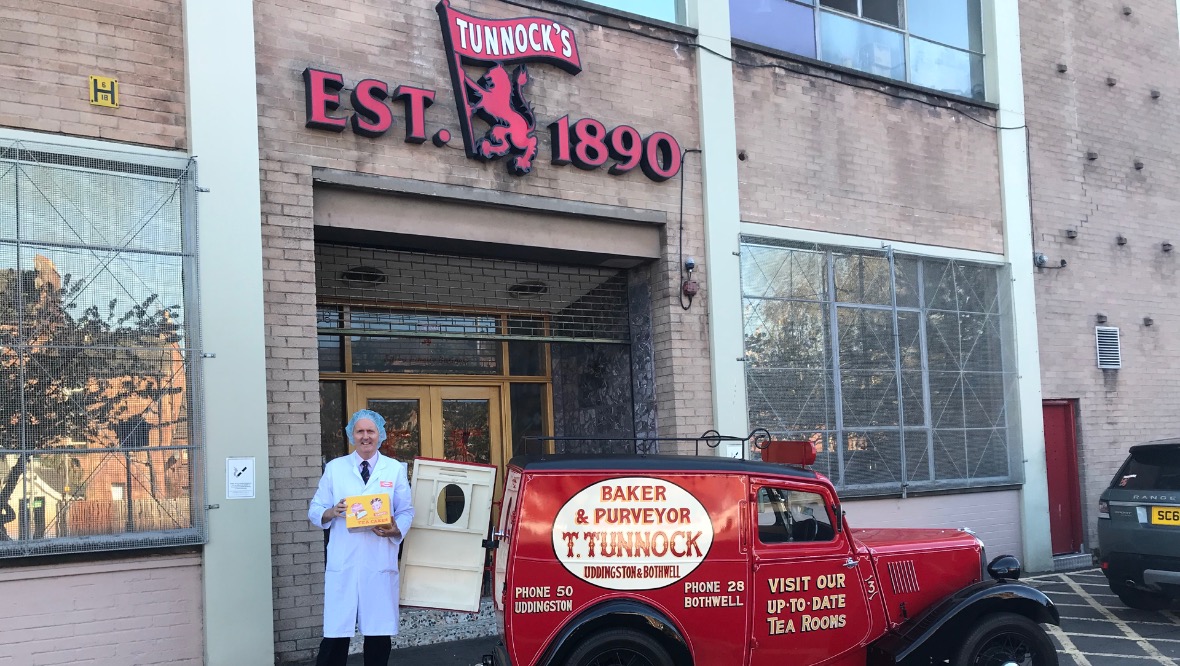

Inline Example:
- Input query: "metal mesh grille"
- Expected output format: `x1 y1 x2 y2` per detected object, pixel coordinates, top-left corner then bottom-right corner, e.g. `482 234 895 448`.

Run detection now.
741 236 1018 496
0 138 204 557
315 244 630 343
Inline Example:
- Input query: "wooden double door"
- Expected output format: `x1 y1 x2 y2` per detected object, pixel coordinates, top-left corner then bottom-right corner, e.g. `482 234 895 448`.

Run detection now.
356 384 506 477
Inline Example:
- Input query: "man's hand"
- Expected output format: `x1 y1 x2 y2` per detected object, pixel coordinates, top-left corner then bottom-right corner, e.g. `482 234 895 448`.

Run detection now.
322 500 346 525
372 524 402 539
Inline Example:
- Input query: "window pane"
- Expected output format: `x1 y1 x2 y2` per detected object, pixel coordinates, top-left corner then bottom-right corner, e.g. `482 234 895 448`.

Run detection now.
510 383 546 456
834 252 891 304
319 382 347 462
820 0 856 14
585 0 676 22
318 335 343 372
907 0 982 51
367 398 422 465
862 0 900 27
351 336 501 374
756 487 835 543
730 0 817 58
908 37 985 100
819 11 905 81
442 399 492 464
508 316 545 376
741 244 826 301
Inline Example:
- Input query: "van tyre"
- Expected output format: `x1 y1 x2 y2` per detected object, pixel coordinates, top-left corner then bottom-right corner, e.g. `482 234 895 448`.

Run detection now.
1110 581 1173 611
565 628 674 666
952 612 1058 666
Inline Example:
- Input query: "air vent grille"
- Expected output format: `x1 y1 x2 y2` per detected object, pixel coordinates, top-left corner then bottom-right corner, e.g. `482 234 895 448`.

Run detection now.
1096 326 1121 369
887 560 920 594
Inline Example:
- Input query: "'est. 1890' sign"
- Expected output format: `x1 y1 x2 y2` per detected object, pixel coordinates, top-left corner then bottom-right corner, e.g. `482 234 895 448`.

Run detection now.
302 0 683 182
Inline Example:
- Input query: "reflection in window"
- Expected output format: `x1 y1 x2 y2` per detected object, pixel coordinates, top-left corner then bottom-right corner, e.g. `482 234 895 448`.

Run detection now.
584 0 677 23
730 0 816 58
731 0 986 100
741 237 1014 495
819 11 905 81
0 141 201 557
756 487 835 543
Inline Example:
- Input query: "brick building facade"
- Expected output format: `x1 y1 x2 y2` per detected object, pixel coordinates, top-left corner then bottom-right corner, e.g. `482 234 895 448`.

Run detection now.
13 0 1165 662
1021 0 1180 554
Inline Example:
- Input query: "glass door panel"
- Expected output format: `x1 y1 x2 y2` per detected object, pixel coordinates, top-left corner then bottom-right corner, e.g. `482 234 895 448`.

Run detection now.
435 387 503 472
357 385 433 468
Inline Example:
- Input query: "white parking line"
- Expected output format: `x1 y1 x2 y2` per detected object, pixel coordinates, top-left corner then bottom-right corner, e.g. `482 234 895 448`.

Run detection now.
1062 631 1180 644
1060 616 1180 629
1047 624 1093 666
1062 576 1177 665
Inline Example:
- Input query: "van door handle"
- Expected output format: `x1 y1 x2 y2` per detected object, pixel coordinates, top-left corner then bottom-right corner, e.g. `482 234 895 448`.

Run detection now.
843 558 858 568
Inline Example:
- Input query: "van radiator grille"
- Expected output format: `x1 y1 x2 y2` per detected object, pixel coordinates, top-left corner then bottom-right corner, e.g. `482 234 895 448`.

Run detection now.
887 560 920 594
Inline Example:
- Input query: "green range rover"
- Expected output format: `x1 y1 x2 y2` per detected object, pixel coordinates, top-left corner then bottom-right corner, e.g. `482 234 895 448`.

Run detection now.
1097 439 1180 610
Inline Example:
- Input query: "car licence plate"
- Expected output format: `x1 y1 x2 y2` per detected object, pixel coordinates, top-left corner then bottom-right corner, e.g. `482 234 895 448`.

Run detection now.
1151 506 1180 525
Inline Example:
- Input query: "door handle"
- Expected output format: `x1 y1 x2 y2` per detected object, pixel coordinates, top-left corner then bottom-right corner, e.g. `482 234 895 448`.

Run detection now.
843 558 858 569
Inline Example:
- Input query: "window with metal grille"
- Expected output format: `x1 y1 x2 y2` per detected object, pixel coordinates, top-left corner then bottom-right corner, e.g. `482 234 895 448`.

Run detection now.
1095 326 1121 369
0 138 204 558
741 237 1018 496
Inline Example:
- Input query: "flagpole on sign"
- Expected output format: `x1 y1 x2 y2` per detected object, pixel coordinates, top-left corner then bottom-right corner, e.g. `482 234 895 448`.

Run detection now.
435 0 478 157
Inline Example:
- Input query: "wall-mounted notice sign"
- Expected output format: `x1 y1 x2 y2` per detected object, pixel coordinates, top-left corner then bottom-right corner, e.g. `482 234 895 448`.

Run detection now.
226 457 256 500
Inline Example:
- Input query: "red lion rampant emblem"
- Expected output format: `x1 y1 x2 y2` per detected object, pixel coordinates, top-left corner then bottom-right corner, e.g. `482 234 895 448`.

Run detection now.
437 0 582 176
466 64 538 175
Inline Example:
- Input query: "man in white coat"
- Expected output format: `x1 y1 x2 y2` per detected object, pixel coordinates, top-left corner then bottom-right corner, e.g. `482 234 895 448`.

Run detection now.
309 409 414 666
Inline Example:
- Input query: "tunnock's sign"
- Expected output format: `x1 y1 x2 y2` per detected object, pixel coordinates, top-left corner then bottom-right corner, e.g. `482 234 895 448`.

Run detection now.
302 0 683 182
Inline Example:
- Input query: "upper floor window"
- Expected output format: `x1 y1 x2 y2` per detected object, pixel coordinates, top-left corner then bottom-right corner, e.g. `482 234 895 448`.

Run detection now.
730 0 986 101
587 0 679 23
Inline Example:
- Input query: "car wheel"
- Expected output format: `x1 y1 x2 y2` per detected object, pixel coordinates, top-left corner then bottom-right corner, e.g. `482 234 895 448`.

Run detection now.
565 628 675 666
952 612 1058 666
1110 580 1173 611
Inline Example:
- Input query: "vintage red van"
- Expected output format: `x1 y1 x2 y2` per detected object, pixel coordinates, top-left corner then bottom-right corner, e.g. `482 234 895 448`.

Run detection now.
483 442 1059 666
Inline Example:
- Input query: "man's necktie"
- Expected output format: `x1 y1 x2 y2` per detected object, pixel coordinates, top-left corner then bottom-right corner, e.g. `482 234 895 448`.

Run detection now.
360 460 370 484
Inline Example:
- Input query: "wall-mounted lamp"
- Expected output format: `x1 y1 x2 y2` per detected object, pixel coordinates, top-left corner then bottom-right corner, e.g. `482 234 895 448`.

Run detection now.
1065 229 1078 239
681 257 699 308
1164 242 1174 253
1117 234 1128 246
1096 314 1109 324
1144 317 1154 327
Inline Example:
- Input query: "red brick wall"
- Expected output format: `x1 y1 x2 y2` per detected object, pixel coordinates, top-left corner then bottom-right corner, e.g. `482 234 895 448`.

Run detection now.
0 0 186 149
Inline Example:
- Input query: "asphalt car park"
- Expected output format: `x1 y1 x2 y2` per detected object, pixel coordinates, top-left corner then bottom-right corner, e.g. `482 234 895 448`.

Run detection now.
1026 569 1180 665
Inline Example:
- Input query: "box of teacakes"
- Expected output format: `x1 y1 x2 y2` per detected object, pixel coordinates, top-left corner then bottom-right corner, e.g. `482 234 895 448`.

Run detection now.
343 493 393 529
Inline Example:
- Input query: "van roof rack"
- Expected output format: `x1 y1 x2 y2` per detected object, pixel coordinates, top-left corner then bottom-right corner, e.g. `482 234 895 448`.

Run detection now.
523 429 817 469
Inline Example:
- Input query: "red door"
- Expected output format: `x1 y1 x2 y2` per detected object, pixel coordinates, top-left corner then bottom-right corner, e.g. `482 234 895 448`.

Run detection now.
1043 400 1083 555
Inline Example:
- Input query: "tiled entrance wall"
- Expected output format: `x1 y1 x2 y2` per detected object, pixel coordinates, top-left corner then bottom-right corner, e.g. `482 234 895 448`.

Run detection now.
254 1 705 659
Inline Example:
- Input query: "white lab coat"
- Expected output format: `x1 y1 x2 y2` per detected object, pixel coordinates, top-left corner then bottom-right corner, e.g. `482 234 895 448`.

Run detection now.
308 452 415 638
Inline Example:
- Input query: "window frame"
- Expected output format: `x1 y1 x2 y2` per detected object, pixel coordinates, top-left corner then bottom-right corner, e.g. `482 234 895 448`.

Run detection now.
740 235 1019 497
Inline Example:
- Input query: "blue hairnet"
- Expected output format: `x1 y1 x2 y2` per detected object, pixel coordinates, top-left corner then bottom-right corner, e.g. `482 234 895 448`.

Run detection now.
345 409 387 445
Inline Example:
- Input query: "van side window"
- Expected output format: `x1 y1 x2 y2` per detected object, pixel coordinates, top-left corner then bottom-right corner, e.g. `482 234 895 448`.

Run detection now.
756 487 835 544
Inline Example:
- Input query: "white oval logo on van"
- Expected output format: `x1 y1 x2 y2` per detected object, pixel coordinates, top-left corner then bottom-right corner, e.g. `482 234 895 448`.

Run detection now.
551 477 714 590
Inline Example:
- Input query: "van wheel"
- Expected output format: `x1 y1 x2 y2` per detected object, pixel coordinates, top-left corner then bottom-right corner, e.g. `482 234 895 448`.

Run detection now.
1111 581 1172 611
952 612 1058 666
565 628 674 666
